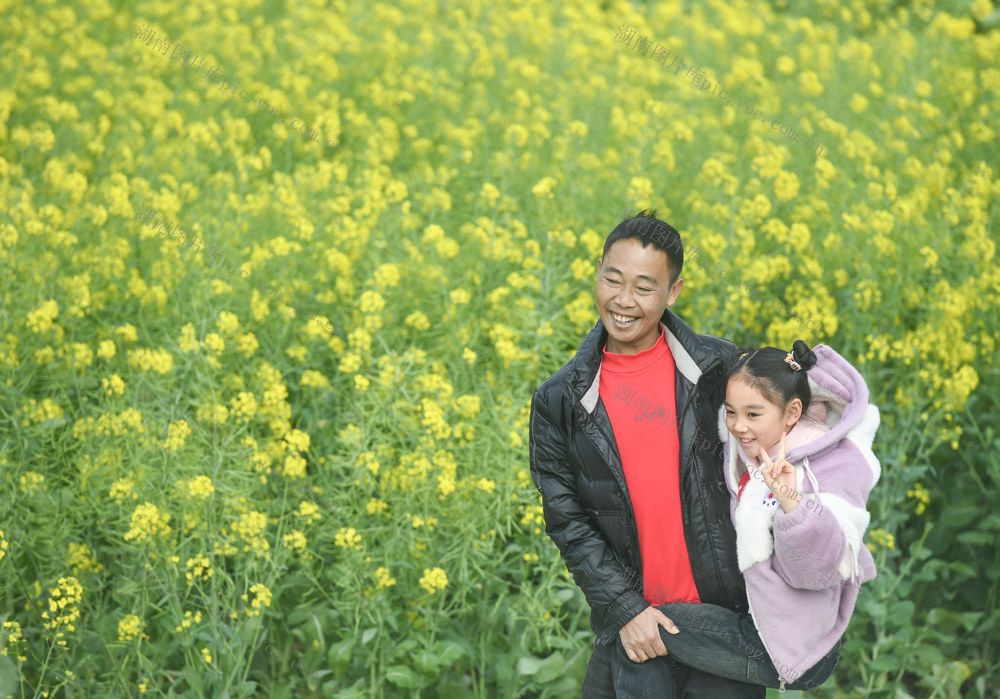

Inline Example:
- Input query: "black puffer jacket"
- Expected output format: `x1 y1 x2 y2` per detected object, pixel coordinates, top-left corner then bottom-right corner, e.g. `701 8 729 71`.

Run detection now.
529 309 747 644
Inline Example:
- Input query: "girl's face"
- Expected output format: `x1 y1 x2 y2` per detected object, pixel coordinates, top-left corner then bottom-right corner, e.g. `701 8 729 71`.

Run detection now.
724 375 802 461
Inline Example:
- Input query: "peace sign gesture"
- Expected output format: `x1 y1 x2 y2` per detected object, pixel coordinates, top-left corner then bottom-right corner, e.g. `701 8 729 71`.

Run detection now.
758 433 800 513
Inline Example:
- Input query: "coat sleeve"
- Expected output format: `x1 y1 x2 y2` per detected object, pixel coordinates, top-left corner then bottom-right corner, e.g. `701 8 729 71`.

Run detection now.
770 501 846 590
771 439 877 590
529 388 649 642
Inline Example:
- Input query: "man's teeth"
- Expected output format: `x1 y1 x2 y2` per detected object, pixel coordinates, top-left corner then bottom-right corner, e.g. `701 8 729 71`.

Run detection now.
612 312 638 324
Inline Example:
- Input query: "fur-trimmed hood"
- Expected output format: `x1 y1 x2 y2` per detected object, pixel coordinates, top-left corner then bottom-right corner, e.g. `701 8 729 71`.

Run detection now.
717 344 880 686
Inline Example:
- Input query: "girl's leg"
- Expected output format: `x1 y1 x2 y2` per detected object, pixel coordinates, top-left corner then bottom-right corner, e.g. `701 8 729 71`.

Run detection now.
612 602 839 690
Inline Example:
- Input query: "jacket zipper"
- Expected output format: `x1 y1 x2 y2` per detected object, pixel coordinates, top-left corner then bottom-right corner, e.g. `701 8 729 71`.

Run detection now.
743 556 788 691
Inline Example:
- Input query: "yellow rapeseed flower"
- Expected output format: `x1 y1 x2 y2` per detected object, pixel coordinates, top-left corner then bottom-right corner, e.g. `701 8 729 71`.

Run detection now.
334 527 363 550
185 555 213 585
231 511 270 554
283 530 307 552
418 567 449 595
110 478 136 503
241 583 272 617
101 374 125 397
124 503 172 543
117 614 145 642
26 300 60 334
375 566 396 590
163 420 192 452
19 472 46 494
41 577 83 646
178 476 214 500
906 483 931 515
66 543 103 576
296 500 322 522
866 528 896 552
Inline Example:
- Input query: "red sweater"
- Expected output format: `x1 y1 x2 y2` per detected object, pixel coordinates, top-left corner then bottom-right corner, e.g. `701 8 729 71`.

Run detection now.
600 329 700 605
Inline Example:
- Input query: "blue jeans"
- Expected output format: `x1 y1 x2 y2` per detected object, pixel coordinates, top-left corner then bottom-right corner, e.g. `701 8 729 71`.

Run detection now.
607 603 840 697
584 637 765 698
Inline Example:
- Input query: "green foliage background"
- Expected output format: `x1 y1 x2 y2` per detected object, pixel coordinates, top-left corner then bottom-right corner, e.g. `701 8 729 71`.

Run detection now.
0 0 998 696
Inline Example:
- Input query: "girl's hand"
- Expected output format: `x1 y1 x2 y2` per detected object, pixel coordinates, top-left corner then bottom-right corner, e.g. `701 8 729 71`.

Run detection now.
759 433 799 513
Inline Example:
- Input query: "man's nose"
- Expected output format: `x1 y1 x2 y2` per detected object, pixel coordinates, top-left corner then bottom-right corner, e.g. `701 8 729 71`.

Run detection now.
615 285 636 305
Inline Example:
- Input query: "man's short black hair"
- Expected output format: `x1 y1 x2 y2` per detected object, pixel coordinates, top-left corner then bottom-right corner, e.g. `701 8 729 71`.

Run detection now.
603 209 684 283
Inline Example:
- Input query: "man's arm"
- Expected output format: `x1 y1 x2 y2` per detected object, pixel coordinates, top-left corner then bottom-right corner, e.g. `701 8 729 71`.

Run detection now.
529 388 677 655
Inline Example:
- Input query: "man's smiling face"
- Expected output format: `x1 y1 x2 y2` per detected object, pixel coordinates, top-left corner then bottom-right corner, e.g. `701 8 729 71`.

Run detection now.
595 237 683 354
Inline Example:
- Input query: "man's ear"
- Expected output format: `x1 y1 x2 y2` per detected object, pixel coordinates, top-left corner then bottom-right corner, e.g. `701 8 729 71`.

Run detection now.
597 258 603 274
665 277 684 306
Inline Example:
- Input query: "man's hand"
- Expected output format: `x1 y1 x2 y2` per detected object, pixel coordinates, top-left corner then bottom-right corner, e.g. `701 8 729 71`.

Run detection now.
618 606 679 663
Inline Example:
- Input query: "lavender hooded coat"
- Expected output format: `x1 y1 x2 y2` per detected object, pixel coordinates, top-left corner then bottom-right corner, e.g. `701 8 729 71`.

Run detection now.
718 344 880 685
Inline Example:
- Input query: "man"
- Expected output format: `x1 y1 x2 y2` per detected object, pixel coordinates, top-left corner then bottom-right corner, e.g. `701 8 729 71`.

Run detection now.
529 210 759 696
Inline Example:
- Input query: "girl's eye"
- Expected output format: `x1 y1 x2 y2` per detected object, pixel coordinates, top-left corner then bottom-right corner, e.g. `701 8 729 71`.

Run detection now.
724 409 734 416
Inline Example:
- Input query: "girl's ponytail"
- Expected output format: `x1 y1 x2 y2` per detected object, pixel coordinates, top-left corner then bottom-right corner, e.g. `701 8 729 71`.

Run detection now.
790 339 817 371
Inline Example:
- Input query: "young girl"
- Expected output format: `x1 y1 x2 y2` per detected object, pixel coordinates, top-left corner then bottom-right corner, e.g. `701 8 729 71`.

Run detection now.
611 340 879 695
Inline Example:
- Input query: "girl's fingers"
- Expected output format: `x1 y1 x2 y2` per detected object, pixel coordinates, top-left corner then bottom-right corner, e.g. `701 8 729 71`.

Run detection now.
779 433 786 461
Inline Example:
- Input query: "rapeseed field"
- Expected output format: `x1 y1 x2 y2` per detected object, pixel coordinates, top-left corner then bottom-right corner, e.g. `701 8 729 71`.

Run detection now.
1 0 998 696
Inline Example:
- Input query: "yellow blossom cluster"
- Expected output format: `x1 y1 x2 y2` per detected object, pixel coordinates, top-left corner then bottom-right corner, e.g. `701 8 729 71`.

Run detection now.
117 614 146 642
41 577 84 646
66 543 103 576
185 555 214 585
1 0 998 693
418 567 449 595
334 526 364 551
230 511 270 555
241 583 273 617
177 476 215 500
124 503 172 543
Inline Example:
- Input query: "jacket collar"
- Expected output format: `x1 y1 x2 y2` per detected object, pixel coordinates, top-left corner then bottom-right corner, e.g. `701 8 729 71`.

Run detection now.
572 308 720 414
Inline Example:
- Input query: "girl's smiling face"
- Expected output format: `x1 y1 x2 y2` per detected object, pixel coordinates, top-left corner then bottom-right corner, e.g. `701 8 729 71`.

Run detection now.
725 375 802 461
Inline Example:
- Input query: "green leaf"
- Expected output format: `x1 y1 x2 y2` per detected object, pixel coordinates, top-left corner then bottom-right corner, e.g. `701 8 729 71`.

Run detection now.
869 654 901 672
949 561 979 577
911 644 945 667
517 654 544 675
384 664 420 687
391 639 418 658
534 651 567 684
926 608 983 632
361 627 378 645
0 654 18 697
413 650 440 674
553 587 577 603
889 600 915 621
956 531 993 546
433 640 466 665
327 638 355 668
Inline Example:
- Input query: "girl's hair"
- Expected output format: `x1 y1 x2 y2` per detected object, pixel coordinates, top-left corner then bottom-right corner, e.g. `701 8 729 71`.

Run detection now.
726 340 818 413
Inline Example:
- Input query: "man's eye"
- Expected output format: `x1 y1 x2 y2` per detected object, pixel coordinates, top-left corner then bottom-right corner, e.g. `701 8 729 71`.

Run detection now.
638 287 653 293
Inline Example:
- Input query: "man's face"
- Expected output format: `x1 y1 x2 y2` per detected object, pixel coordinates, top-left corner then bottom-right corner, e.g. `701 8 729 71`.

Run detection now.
596 237 683 354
